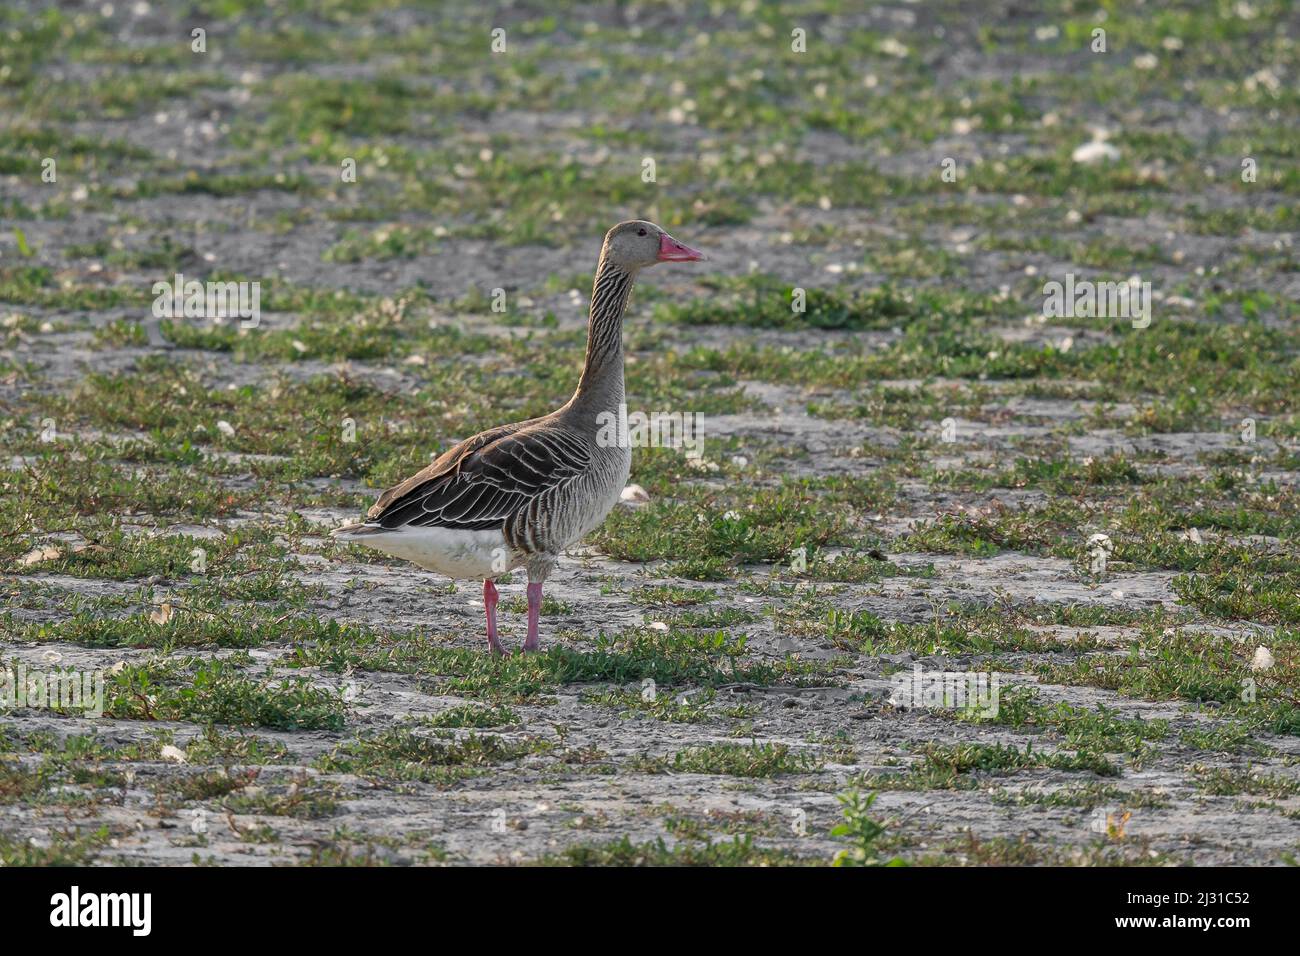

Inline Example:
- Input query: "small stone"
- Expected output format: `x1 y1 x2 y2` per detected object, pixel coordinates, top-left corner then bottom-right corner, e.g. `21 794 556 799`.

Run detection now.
620 483 650 504
1072 140 1120 165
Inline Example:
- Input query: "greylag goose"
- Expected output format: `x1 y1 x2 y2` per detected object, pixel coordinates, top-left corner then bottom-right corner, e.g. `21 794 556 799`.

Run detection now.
333 221 704 653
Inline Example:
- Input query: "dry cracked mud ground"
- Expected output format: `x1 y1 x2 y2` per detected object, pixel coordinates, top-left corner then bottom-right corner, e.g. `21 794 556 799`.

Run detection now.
1 0 1298 865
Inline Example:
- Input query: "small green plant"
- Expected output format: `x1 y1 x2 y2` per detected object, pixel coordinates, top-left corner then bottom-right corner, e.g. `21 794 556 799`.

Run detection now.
14 227 34 257
831 790 906 867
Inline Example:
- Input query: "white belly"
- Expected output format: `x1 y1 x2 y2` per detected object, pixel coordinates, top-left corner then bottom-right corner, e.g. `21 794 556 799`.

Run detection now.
353 526 512 580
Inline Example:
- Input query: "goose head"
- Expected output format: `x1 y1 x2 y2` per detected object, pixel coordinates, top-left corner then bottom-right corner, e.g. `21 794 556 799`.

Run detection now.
602 220 704 271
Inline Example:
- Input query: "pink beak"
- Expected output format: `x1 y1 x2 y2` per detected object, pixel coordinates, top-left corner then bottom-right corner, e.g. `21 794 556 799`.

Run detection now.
657 233 705 262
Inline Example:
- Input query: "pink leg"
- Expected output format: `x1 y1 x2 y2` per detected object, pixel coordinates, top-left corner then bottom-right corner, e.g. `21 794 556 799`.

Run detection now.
484 580 505 656
521 582 543 653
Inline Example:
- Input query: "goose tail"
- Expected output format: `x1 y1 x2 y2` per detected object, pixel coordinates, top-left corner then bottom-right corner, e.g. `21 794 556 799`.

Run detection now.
331 521 388 539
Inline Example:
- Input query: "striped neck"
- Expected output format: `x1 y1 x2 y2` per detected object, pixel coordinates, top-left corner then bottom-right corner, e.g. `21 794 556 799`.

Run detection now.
570 255 633 411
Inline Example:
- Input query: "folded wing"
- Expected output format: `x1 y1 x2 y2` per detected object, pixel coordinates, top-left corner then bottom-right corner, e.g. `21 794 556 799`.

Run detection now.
367 424 592 531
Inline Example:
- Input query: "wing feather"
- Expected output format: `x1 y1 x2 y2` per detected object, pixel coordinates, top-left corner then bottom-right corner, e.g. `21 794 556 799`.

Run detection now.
366 422 591 531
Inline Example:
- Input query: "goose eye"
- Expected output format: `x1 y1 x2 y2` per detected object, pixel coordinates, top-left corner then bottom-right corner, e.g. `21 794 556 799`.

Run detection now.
637 228 647 236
